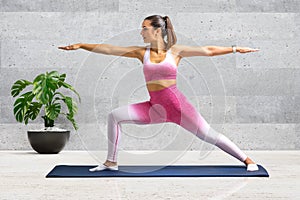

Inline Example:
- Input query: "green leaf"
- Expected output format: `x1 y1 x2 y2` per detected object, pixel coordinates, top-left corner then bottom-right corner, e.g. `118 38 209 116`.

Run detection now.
48 71 60 78
24 102 43 124
45 103 61 120
64 96 78 117
33 71 60 104
13 91 35 123
12 71 80 129
58 73 66 87
53 92 65 100
67 113 78 130
60 82 81 103
33 74 45 85
11 80 32 97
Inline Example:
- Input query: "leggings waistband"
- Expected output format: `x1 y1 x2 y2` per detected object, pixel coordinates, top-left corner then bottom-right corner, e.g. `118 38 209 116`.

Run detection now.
148 84 177 94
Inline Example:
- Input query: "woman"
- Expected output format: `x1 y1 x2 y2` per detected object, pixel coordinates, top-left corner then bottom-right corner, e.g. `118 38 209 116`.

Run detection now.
59 15 260 172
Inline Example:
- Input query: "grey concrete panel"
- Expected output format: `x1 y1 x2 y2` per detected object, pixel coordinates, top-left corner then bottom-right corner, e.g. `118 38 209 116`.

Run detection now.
1 0 299 150
0 40 1 68
176 55 230 96
236 96 297 123
296 123 300 149
119 123 184 151
0 116 106 149
65 123 107 150
92 97 119 124
0 123 297 150
294 69 300 95
235 39 300 69
236 13 298 40
295 13 300 38
1 40 88 69
0 67 80 125
0 12 144 41
88 57 146 98
0 96 15 124
0 123 39 150
0 67 78 97
0 94 79 126
220 68 295 96
295 96 300 123
0 0 118 12
174 13 239 41
0 12 103 41
183 95 232 125
1 12 62 40
219 123 297 150
119 0 236 13
236 0 300 13
192 39 246 71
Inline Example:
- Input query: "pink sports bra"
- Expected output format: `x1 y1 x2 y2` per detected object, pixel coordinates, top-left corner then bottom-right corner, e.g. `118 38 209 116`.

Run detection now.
143 46 177 82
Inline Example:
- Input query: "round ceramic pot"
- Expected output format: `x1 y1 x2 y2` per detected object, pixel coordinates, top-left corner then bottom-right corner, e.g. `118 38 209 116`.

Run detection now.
27 130 70 154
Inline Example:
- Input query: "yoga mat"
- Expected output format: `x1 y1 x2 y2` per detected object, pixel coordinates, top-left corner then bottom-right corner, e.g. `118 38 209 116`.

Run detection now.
46 165 269 178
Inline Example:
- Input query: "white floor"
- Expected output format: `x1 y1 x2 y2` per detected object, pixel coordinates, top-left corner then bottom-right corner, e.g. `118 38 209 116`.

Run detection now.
0 150 299 200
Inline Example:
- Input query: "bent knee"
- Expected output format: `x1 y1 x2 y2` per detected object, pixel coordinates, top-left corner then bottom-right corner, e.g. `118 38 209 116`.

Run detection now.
107 112 116 122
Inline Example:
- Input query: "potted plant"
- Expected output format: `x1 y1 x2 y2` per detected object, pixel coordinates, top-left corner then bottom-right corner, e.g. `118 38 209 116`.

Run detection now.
11 71 81 154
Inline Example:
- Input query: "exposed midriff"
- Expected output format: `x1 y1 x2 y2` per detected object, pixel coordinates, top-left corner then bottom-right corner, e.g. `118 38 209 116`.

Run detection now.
146 79 176 91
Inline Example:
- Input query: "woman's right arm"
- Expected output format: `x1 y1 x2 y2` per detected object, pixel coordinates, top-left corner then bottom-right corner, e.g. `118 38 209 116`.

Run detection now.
58 43 143 59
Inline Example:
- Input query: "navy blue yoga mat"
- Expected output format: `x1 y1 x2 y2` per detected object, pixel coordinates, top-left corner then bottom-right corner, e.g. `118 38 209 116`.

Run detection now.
46 165 269 178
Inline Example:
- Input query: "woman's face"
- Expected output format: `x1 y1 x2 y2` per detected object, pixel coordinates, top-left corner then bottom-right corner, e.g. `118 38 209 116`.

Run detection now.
140 20 158 43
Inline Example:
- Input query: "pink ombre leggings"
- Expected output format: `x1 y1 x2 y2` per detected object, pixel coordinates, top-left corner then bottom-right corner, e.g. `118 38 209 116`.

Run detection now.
106 85 247 163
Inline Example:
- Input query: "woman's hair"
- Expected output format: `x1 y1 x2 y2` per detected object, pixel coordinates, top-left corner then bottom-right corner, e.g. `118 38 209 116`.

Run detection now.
144 15 177 50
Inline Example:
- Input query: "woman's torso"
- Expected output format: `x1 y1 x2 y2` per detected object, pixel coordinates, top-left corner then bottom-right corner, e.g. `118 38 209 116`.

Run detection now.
138 45 181 91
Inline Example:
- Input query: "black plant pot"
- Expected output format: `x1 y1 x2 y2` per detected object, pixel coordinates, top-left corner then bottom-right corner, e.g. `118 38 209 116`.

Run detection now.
27 130 70 154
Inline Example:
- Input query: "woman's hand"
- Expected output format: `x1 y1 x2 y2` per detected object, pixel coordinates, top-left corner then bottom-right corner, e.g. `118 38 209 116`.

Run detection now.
237 47 260 53
58 43 82 50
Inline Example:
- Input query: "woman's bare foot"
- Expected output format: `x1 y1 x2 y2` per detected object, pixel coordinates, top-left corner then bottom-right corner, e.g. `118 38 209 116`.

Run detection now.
244 157 259 171
244 157 255 165
103 160 118 167
89 160 118 172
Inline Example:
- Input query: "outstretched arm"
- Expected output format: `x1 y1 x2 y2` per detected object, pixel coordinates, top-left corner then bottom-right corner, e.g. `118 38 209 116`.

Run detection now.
58 43 142 59
173 44 259 58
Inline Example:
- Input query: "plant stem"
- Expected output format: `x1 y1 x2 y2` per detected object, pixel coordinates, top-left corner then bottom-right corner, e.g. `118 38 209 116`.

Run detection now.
42 115 54 127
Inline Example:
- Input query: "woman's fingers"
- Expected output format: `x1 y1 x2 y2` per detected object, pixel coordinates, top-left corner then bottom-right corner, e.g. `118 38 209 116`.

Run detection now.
58 44 80 50
58 45 75 50
249 48 260 52
238 47 260 53
58 46 67 50
58 45 73 50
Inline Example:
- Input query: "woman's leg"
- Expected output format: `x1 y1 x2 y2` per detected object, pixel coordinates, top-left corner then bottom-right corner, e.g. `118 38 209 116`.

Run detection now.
181 109 249 163
106 100 170 163
170 89 252 165
90 101 154 171
106 101 152 163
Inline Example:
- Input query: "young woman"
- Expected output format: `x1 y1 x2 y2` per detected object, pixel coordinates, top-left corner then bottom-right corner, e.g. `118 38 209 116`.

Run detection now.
59 15 260 172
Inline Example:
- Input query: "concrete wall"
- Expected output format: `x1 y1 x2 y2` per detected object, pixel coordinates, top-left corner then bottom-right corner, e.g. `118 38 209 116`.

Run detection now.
0 0 299 151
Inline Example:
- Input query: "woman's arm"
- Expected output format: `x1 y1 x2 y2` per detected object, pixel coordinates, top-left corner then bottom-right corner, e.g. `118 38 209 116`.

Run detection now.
173 44 259 58
58 43 143 58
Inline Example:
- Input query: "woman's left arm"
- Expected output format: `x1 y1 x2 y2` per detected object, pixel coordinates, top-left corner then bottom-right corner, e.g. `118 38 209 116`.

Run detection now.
174 44 259 58
207 46 260 56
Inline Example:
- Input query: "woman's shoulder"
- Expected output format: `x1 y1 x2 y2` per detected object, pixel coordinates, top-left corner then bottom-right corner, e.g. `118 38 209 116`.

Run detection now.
170 44 183 52
135 45 149 57
131 46 148 63
123 45 147 57
133 45 148 52
169 44 183 57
